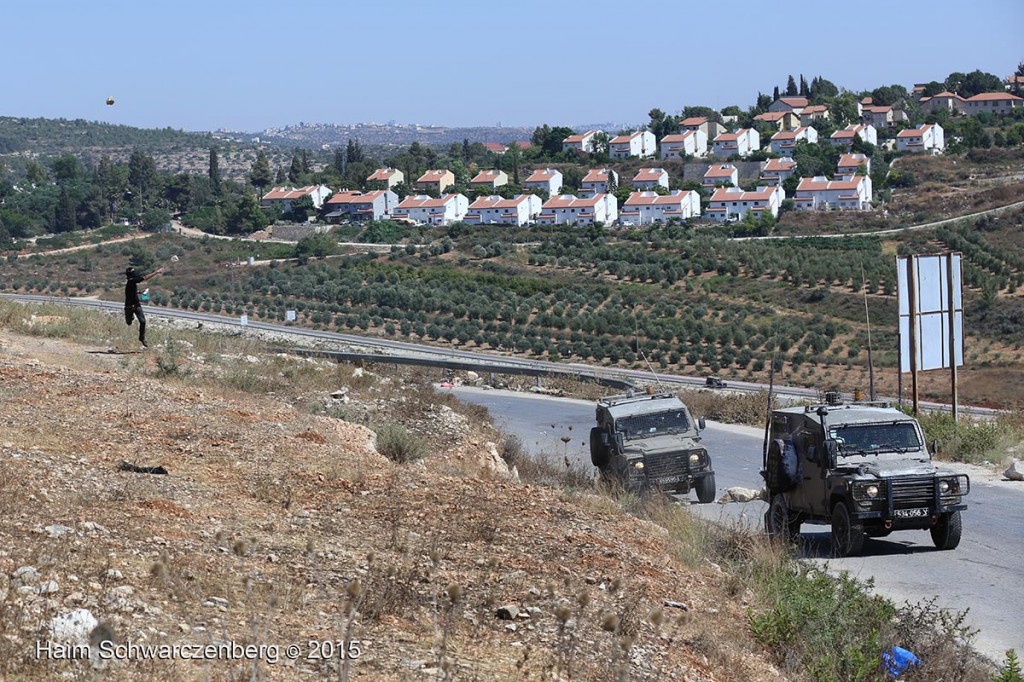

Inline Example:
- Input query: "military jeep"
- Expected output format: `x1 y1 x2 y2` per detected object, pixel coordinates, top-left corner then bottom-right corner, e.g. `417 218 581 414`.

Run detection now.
590 391 715 502
762 396 969 556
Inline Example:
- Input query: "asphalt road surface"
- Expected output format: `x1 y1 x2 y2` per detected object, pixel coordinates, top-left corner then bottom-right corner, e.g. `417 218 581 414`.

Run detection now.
447 385 1023 664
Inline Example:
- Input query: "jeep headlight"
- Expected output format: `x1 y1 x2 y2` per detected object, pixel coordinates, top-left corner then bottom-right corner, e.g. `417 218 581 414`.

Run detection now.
688 450 707 467
634 461 645 470
938 480 950 494
939 475 969 497
853 481 883 502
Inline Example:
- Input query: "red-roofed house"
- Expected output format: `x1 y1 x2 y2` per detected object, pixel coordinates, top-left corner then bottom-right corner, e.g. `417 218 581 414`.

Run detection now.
799 104 830 126
322 189 399 222
830 124 877 148
620 190 700 225
759 158 797 187
703 164 738 188
659 130 708 159
706 186 784 222
896 123 944 153
768 97 809 114
464 194 542 226
754 111 800 130
679 117 727 140
524 168 562 196
837 153 871 177
919 92 966 115
580 168 619 198
414 169 455 194
861 105 894 129
794 175 872 211
562 130 601 154
712 129 760 158
260 185 332 212
769 126 818 156
393 194 469 226
632 168 670 190
609 130 656 159
535 194 618 227
482 142 508 154
469 169 508 190
366 167 404 189
963 92 1023 116
1008 75 1024 95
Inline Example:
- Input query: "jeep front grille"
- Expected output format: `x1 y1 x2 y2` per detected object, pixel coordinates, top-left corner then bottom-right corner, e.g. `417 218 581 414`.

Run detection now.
890 477 933 508
643 453 689 482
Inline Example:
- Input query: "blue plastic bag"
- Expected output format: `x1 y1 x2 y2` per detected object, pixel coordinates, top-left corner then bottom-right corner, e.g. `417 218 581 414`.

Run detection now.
883 646 921 678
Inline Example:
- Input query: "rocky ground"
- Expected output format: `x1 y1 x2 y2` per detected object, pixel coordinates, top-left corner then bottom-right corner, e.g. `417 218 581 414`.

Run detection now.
0 325 786 681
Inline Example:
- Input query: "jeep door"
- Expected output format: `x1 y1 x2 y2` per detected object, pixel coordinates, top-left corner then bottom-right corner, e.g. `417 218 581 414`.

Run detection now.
787 422 828 515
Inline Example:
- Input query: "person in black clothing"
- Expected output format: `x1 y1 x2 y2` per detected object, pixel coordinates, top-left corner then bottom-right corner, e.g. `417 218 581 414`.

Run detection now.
124 266 163 347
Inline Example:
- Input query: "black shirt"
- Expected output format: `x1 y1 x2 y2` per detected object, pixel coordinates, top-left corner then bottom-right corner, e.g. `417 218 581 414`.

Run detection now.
125 273 146 307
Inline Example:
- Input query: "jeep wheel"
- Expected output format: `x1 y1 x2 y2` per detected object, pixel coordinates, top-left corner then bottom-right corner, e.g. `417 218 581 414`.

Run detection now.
589 427 609 468
766 494 793 542
695 473 716 504
930 511 962 550
831 501 865 557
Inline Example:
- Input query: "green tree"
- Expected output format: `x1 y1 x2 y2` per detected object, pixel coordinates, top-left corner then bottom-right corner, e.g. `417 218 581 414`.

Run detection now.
227 193 268 234
809 76 838 100
288 154 302 183
346 138 364 164
26 160 48 185
785 75 798 96
51 154 80 183
295 231 339 261
54 186 76 233
772 85 780 102
140 207 171 233
208 147 221 196
128 149 157 209
250 150 273 196
94 155 127 221
799 74 808 97
958 69 1005 97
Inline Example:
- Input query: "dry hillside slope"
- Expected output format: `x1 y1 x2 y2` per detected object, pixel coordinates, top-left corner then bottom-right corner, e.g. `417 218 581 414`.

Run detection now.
0 327 785 681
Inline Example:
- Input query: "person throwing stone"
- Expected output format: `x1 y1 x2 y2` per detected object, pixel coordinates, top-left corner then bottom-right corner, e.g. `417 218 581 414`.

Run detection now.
124 265 163 348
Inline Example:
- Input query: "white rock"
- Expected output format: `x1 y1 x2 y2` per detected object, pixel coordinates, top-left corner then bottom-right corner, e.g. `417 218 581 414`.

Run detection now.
104 569 124 581
13 566 39 584
718 487 766 504
1004 460 1024 482
45 524 74 539
37 580 60 595
50 609 98 644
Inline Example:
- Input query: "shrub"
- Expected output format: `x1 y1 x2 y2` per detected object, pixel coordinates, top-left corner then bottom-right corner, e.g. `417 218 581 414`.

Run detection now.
374 424 427 463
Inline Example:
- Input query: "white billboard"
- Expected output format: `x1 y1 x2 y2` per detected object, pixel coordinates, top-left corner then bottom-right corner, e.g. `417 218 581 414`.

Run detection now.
897 254 963 373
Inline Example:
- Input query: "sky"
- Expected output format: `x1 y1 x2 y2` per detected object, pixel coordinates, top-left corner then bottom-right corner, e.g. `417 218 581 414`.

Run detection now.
3 0 1022 133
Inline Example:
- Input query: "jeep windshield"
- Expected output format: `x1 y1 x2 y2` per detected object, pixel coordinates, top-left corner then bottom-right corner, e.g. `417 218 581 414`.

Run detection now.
617 410 692 440
829 422 923 456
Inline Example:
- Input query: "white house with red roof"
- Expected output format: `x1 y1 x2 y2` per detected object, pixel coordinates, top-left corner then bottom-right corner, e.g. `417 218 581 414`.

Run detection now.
393 194 469 226
366 168 404 189
963 92 1023 116
536 194 618 227
799 104 830 126
759 158 797 187
703 164 739 188
580 168 619 197
469 169 508 189
632 168 670 190
562 130 600 154
609 130 656 159
896 124 944 154
837 153 871 177
414 169 455 194
706 186 784 222
754 111 800 130
620 190 700 225
322 189 399 222
260 185 332 212
712 129 760 158
918 92 966 115
861 105 895 129
794 175 872 211
768 97 809 114
523 168 562 196
481 142 508 154
829 124 877 148
679 117 727 140
659 130 707 159
464 194 542 227
769 126 818 156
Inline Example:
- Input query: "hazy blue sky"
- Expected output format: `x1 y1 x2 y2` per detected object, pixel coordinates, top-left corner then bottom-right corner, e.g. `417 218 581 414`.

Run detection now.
4 0 1021 132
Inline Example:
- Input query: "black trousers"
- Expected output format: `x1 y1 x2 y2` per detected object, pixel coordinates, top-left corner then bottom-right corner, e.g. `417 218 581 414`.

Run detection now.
124 304 146 343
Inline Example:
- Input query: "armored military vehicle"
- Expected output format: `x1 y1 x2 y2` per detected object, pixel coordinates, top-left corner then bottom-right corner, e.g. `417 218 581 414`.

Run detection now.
590 391 715 502
762 394 969 556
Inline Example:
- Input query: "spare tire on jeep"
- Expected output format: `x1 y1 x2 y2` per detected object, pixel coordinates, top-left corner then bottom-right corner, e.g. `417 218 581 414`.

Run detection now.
590 427 609 468
765 439 800 493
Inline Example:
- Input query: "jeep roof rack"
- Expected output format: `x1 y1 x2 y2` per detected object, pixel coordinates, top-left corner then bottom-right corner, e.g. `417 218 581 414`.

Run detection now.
802 400 892 413
598 391 675 406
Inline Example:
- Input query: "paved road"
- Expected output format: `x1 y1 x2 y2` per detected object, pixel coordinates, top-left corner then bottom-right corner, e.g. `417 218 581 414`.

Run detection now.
447 386 1023 664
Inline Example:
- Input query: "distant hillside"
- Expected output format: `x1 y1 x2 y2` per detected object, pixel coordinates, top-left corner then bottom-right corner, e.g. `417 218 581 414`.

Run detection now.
256 122 537 149
0 116 215 154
